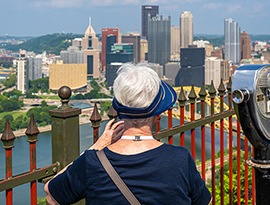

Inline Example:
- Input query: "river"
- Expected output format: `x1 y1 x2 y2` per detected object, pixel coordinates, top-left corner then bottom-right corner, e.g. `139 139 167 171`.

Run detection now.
0 116 235 204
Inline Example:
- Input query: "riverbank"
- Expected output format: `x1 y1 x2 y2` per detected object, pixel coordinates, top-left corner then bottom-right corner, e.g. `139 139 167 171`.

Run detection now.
12 116 110 138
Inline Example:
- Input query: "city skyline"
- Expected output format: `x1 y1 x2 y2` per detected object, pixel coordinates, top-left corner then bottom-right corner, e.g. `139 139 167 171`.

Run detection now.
1 0 270 37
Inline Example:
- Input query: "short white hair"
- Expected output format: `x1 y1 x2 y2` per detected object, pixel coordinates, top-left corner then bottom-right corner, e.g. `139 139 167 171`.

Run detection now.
113 62 160 108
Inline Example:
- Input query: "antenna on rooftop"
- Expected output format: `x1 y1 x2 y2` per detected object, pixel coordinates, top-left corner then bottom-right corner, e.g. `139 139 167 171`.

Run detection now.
135 21 137 31
89 17 91 26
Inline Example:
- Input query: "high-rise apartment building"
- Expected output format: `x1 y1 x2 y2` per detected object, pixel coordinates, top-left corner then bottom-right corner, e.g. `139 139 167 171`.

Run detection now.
82 19 99 80
180 11 193 48
224 18 240 64
148 14 171 71
122 32 140 63
16 59 26 94
240 31 251 60
26 57 42 81
60 46 84 64
16 50 42 93
141 5 159 39
171 26 180 59
101 28 119 71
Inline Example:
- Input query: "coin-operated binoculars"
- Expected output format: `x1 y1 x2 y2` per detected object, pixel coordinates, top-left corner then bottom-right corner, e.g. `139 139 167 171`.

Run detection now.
232 64 270 204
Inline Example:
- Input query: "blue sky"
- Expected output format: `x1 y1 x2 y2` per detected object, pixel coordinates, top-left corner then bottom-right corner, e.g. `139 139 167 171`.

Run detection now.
0 0 269 36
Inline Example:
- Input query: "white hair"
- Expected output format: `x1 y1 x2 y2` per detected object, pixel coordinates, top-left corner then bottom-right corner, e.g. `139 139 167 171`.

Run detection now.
113 62 160 108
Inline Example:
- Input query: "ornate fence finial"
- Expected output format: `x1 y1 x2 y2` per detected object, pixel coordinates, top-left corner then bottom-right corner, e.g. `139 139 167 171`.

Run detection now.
25 114 40 142
227 77 232 94
178 87 187 107
199 82 207 101
218 78 226 97
108 105 118 121
90 103 102 127
208 80 217 99
188 84 197 104
1 119 15 149
58 85 72 110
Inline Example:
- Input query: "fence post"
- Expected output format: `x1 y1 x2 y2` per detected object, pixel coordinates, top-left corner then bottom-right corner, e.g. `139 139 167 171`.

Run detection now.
90 103 101 143
25 114 39 205
49 86 81 170
1 119 15 205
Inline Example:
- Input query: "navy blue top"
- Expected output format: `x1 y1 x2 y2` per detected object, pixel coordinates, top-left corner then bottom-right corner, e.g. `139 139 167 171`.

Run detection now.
48 144 211 205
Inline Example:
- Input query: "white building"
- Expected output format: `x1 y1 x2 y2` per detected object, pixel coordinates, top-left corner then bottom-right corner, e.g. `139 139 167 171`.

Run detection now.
180 11 193 48
16 59 26 93
193 40 210 48
205 57 221 87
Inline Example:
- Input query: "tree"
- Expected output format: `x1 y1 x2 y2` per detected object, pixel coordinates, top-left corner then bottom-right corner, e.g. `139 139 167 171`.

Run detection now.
41 100 47 107
2 114 13 123
1 99 13 111
2 74 16 88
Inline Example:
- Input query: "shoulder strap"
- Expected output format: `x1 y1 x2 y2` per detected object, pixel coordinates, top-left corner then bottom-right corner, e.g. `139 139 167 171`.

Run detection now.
96 150 141 205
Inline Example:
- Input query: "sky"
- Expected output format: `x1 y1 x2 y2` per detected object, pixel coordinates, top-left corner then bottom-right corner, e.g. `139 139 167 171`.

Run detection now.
0 0 269 37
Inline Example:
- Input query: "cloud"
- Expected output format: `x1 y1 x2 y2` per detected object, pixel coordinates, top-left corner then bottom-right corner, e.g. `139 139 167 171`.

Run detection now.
227 3 242 13
203 3 222 9
34 0 86 8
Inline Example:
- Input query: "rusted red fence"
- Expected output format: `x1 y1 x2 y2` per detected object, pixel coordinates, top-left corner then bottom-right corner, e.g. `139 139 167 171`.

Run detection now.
0 79 256 204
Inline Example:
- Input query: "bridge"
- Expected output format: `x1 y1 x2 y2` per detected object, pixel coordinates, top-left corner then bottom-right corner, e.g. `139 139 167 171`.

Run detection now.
169 86 239 133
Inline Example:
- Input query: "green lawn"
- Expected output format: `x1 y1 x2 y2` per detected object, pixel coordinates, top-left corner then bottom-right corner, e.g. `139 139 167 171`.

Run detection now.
39 95 61 100
0 111 27 120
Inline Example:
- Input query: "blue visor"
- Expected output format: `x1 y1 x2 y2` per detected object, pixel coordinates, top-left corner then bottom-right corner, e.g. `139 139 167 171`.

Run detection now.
112 81 177 119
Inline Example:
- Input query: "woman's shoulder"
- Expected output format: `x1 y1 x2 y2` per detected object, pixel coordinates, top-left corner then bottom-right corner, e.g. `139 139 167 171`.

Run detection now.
162 143 190 155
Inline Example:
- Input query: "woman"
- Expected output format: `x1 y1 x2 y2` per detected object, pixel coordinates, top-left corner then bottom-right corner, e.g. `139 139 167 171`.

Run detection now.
44 63 211 204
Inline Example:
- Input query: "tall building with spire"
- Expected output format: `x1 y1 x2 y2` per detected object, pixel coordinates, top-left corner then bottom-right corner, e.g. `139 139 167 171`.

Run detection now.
224 18 240 64
82 18 99 80
240 31 251 60
141 5 159 39
180 11 193 48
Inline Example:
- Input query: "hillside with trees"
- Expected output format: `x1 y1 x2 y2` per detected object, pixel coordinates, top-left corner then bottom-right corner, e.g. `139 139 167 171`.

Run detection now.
0 33 83 55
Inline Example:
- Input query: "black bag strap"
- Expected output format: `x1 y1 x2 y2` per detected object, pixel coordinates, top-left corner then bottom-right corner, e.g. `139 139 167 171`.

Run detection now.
96 150 141 205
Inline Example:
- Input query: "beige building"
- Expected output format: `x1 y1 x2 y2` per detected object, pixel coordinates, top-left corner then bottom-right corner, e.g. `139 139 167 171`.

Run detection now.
205 57 230 87
205 44 213 56
180 11 193 48
82 19 99 80
140 39 148 62
49 63 87 91
240 31 251 60
116 25 122 44
171 26 180 59
220 59 230 81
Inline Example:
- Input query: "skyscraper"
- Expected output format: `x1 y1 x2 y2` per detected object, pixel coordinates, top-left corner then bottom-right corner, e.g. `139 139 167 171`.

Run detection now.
106 43 133 87
148 14 171 71
122 31 140 63
101 28 119 71
141 5 159 39
180 11 193 48
82 18 99 80
240 31 251 60
176 47 205 87
16 58 26 94
171 26 180 59
224 18 240 64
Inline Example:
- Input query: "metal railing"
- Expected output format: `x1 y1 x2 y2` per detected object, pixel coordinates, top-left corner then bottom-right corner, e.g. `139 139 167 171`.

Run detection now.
0 79 255 204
